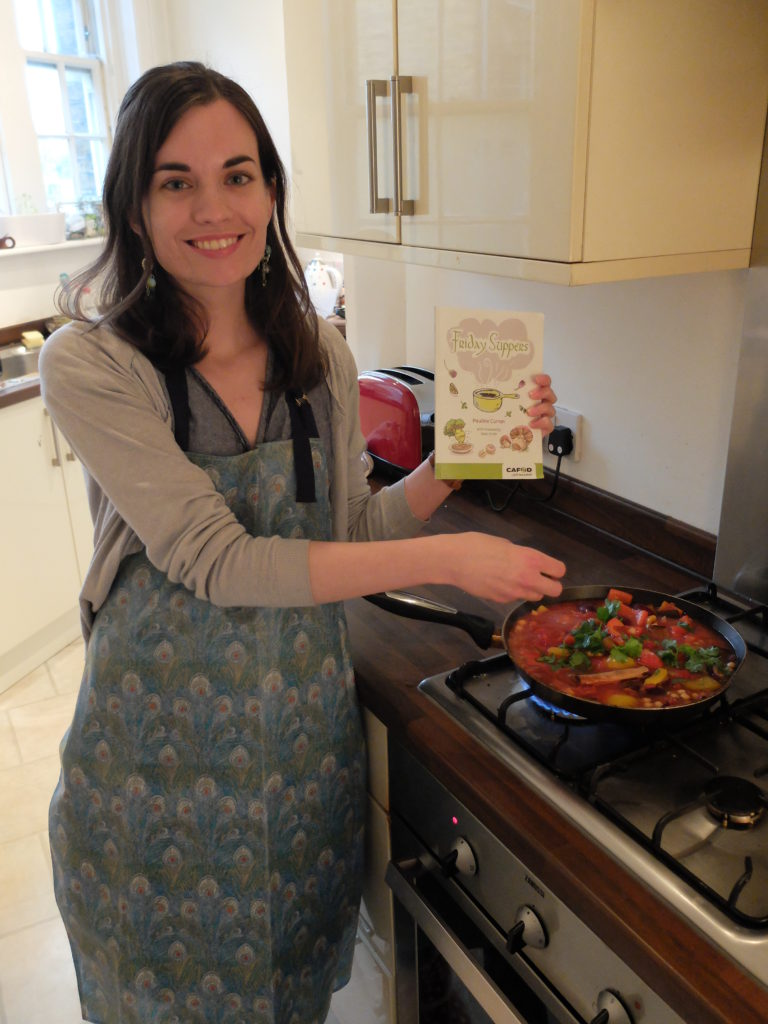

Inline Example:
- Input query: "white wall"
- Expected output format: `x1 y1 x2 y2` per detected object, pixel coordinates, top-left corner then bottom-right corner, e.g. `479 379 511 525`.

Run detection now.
346 255 746 536
162 0 292 175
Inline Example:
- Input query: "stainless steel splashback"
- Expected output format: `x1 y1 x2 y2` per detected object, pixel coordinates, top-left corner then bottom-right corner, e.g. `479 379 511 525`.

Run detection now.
714 117 768 601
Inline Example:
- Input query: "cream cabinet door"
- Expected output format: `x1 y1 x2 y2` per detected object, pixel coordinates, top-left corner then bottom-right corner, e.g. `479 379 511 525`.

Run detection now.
283 0 400 244
397 0 584 261
0 397 81 664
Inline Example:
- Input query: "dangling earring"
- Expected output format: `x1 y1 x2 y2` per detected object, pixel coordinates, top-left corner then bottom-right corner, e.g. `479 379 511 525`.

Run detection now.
259 244 272 288
141 257 157 299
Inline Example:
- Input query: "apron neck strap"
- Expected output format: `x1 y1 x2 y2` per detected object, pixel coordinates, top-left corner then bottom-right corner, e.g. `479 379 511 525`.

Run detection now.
165 368 319 505
165 365 190 451
286 389 319 503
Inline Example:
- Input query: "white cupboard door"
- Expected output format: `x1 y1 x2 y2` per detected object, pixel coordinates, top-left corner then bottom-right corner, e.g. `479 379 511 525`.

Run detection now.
582 0 768 262
0 398 81 655
397 0 585 261
283 0 399 243
57 425 94 584
361 793 395 974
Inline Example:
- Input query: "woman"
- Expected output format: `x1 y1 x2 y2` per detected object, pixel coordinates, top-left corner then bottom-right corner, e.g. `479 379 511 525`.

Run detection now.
41 62 565 1024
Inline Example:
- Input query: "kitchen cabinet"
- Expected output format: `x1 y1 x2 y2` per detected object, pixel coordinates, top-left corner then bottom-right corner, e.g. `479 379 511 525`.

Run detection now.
283 0 768 284
0 395 91 691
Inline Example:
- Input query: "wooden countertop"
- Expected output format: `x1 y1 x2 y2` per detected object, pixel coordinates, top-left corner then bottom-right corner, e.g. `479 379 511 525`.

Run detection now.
345 482 768 1024
0 376 40 408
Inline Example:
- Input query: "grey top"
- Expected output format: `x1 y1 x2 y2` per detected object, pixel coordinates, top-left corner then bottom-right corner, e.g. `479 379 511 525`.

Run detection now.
39 317 424 639
180 359 333 477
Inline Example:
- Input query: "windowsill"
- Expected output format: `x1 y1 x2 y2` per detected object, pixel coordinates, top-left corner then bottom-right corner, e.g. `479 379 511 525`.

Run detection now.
0 237 105 258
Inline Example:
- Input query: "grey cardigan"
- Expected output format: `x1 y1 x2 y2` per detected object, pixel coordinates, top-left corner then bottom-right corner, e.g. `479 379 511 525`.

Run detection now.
39 318 424 639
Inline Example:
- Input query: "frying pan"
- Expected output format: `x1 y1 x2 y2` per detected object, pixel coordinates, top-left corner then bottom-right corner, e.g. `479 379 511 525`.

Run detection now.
364 585 747 724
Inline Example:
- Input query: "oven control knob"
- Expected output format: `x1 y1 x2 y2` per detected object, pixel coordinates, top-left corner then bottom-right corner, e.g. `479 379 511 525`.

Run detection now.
589 989 634 1024
441 836 477 877
506 904 549 953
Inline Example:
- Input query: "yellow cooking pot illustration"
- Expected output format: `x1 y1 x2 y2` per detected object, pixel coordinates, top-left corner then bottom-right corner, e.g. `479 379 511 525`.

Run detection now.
473 387 520 412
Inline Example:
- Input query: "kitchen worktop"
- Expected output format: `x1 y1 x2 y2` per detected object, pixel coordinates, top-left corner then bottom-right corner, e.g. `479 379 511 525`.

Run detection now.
344 480 768 1024
0 374 40 407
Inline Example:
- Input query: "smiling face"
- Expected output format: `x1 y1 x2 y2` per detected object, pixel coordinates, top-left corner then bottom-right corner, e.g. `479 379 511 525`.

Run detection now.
141 99 275 306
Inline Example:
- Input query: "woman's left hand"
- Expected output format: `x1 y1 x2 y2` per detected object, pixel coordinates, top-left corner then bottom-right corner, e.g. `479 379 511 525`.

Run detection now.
526 373 557 435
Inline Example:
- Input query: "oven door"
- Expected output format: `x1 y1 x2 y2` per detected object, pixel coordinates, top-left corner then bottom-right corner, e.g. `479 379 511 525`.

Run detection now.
387 816 583 1024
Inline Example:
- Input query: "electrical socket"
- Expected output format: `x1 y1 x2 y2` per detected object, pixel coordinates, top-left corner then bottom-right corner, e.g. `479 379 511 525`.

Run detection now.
553 405 583 461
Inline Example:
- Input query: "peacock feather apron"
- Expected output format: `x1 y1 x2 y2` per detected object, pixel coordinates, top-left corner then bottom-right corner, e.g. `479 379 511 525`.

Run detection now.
49 375 365 1024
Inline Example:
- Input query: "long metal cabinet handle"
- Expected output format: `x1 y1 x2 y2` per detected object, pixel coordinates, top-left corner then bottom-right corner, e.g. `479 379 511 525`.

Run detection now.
366 78 392 214
43 407 62 467
385 858 530 1024
391 75 414 215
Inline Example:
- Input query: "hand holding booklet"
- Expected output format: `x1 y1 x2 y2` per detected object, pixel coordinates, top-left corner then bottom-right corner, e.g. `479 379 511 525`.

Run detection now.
434 307 544 482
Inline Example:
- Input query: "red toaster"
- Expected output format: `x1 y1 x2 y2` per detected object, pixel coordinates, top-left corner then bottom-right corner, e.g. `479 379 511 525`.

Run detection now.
358 366 435 472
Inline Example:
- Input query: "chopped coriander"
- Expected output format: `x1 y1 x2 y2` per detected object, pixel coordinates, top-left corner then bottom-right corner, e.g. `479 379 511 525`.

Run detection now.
596 600 620 622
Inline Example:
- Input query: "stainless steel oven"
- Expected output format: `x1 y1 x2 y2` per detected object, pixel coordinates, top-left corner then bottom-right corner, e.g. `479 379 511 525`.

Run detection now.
387 741 686 1024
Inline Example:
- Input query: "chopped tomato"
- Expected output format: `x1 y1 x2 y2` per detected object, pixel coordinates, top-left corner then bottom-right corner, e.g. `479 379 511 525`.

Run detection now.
638 649 663 670
657 601 682 616
588 656 612 673
563 634 575 647
607 588 634 605
617 604 649 629
605 617 627 635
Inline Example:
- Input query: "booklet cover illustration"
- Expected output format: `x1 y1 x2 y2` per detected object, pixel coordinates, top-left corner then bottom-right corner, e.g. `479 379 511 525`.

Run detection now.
435 307 544 481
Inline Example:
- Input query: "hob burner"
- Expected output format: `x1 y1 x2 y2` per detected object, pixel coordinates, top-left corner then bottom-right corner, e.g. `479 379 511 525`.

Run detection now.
705 776 766 829
529 693 585 722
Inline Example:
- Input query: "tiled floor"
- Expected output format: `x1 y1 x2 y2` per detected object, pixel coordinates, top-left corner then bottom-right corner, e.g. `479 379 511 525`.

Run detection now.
0 640 87 1024
0 642 352 1024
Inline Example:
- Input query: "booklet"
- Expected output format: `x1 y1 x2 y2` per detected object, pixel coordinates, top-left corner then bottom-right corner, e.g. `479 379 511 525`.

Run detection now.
434 307 544 481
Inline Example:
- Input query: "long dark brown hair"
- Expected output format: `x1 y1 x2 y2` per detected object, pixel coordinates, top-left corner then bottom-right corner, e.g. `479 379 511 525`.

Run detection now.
59 61 323 390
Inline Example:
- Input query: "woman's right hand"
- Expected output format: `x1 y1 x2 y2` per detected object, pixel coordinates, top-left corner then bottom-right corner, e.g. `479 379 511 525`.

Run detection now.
443 532 566 604
308 532 565 606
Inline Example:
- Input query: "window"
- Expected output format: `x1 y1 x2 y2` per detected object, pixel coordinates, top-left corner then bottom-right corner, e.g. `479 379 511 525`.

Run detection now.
12 0 109 213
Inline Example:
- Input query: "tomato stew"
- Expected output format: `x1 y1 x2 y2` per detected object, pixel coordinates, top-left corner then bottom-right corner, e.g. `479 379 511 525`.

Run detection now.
507 589 739 710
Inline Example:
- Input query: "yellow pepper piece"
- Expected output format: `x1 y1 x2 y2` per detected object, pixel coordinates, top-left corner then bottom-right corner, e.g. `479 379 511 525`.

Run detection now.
607 653 635 667
643 667 669 688
547 646 570 659
605 693 639 707
681 676 721 693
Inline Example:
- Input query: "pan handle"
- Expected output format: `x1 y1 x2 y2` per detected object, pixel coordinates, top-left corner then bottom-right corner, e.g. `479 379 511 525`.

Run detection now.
363 591 496 648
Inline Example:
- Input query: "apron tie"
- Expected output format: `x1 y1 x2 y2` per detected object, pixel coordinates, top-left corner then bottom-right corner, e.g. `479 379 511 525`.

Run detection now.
286 389 319 503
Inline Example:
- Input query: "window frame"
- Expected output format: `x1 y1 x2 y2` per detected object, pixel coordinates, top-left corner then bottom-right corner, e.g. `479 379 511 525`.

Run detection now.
0 0 118 216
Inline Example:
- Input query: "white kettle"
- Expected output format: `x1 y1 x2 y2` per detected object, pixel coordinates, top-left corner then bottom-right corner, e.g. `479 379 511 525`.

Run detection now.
304 255 343 318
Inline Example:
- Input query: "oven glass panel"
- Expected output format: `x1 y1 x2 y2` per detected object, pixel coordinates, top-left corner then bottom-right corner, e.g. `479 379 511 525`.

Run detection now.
418 931 494 1023
415 874 562 1024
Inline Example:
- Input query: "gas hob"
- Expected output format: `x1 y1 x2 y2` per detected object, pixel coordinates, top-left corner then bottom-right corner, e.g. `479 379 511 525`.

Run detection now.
418 585 768 991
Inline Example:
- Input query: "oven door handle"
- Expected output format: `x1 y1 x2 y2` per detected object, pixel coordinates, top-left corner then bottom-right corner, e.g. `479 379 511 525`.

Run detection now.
386 857 534 1024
